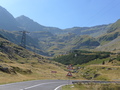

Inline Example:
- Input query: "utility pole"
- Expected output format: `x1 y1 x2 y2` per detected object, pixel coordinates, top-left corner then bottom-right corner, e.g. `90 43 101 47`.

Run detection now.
20 31 29 48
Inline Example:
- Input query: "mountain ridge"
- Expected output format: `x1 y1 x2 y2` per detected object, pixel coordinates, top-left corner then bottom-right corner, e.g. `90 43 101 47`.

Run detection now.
0 6 111 36
1 6 120 56
0 6 21 31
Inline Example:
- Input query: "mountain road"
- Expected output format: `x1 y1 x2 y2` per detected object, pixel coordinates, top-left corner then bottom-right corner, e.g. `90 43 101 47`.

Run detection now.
0 80 71 90
0 80 120 90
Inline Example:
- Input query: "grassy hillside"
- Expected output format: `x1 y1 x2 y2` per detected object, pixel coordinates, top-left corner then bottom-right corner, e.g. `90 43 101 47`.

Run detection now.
96 29 120 52
0 31 120 84
107 19 120 33
95 19 120 52
98 30 120 45
0 37 67 84
0 29 50 56
74 52 120 80
45 34 100 56
71 35 100 49
53 49 120 81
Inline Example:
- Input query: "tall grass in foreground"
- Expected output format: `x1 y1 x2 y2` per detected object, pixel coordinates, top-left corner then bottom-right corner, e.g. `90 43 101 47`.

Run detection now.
62 83 120 90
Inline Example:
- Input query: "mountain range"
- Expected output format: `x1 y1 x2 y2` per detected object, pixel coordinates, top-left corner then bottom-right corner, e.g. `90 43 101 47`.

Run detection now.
0 6 120 56
0 6 110 35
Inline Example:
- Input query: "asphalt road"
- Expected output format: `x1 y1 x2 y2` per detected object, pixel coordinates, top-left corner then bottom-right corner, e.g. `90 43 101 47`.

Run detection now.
0 80 71 90
0 80 120 90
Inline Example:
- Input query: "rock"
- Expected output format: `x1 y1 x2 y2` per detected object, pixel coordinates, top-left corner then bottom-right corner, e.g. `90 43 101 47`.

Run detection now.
94 74 100 78
0 65 16 74
12 66 32 74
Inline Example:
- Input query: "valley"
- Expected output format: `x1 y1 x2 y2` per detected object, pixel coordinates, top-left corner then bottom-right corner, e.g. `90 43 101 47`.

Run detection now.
0 5 120 90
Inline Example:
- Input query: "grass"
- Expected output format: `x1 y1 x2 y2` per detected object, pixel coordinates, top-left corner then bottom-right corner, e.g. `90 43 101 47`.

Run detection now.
0 37 68 84
0 38 69 84
62 85 82 90
0 61 68 84
74 59 120 80
79 58 110 67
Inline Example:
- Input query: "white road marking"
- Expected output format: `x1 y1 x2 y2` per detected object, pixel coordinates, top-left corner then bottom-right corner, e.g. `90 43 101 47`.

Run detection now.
20 82 60 90
54 84 66 90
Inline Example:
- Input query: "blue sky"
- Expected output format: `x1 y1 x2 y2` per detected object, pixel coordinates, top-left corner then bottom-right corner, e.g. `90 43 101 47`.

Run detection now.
0 0 120 29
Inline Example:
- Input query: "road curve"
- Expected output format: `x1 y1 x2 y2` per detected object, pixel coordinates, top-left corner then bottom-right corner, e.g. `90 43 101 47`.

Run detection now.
0 80 71 90
1 80 119 90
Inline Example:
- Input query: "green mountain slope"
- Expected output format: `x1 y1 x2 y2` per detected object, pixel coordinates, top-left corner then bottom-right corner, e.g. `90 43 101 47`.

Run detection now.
0 37 42 62
53 50 110 65
107 19 120 33
98 31 120 45
95 20 120 52
0 29 49 56
0 37 67 84
96 36 120 52
71 35 100 49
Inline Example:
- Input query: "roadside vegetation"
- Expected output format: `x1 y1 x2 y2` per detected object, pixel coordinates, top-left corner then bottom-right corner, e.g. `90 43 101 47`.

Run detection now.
62 84 120 90
0 61 67 84
0 38 68 84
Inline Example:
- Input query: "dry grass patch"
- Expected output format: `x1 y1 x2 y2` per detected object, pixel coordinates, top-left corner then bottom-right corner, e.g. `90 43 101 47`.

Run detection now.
0 61 67 84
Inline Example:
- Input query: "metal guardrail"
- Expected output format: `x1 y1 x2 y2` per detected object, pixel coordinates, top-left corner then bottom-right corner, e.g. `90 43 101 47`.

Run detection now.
72 81 120 85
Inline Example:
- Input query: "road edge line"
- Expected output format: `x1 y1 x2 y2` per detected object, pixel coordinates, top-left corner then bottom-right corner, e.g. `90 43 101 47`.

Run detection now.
54 84 66 90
